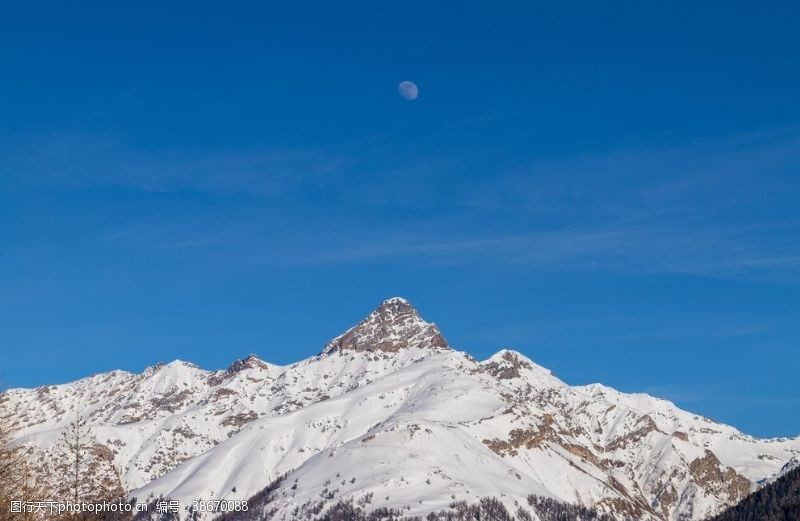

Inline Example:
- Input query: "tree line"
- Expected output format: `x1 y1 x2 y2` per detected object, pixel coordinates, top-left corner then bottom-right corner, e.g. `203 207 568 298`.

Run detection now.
708 465 800 521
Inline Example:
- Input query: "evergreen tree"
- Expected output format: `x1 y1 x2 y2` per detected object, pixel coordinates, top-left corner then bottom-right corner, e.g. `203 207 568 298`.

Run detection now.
709 466 800 521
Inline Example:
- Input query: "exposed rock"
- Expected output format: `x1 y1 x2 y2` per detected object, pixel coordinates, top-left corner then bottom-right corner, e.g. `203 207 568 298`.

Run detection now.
689 450 753 504
221 411 259 428
209 354 271 385
655 484 679 518
483 422 559 457
606 414 662 451
484 350 533 380
673 431 689 442
322 297 449 354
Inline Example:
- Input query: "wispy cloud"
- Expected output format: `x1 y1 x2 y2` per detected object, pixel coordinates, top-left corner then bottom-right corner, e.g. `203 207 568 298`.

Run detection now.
300 220 800 282
11 127 800 283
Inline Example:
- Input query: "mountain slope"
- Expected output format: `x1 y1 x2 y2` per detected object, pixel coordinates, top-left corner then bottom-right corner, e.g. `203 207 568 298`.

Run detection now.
3 298 799 521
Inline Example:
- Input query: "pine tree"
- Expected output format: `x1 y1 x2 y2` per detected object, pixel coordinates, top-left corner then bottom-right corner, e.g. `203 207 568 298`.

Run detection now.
56 413 93 508
53 411 128 520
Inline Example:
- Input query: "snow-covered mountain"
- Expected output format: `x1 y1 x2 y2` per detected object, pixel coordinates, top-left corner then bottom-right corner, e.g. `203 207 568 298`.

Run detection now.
3 297 799 520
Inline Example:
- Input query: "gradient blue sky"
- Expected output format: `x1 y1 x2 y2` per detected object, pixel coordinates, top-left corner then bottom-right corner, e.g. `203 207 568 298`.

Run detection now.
1 1 799 437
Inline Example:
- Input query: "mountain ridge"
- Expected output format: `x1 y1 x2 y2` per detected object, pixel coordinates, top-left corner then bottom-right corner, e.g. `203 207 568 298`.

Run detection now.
3 297 799 520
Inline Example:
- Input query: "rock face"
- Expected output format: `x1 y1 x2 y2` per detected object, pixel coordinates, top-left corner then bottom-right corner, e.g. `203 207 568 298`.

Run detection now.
322 297 449 354
689 450 752 505
3 297 800 521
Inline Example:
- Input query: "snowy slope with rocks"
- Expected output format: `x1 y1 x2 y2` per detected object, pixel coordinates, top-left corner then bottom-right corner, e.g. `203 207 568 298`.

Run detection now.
3 297 799 520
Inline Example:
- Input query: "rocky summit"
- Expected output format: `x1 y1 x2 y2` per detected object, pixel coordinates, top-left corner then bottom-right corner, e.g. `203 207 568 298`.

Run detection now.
322 297 449 354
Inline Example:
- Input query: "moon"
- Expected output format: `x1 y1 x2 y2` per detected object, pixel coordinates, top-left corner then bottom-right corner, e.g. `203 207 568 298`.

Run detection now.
398 81 419 101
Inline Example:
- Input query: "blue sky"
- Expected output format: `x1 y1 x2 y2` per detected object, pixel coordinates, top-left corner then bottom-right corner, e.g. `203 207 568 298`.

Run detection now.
1 1 799 437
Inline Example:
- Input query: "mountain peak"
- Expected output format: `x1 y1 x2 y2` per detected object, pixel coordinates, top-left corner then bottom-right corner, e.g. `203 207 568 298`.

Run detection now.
322 297 449 354
226 354 270 373
376 296 415 316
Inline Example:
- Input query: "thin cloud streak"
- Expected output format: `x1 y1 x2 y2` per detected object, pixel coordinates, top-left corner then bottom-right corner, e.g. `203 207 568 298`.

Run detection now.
305 221 800 282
